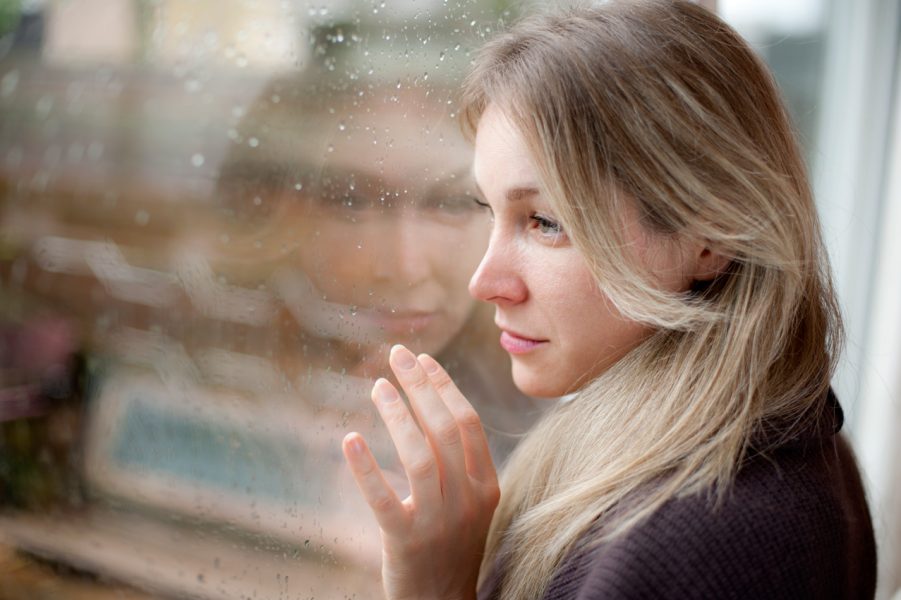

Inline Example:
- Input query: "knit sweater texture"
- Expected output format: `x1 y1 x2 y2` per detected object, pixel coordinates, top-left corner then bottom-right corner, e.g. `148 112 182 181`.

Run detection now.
477 392 877 599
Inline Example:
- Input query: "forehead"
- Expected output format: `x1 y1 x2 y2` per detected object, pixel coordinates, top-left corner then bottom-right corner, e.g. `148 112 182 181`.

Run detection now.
472 104 539 195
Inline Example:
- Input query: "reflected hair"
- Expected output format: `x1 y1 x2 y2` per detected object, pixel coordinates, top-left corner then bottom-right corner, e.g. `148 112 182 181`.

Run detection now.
460 1 842 598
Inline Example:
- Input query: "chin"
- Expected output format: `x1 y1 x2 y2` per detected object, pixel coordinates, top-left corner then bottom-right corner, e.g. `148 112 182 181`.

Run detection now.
511 363 568 399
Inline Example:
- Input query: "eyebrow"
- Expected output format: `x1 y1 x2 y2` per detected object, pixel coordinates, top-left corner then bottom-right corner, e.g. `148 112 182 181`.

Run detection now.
473 181 541 203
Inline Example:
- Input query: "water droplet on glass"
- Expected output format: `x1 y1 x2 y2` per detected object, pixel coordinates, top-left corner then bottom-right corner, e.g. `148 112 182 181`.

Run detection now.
439 50 446 61
135 210 150 226
271 94 280 103
327 144 334 153
338 121 346 131
236 54 248 68
253 196 262 205
184 79 201 93
248 136 260 148
191 153 205 167
350 305 358 316
294 182 303 191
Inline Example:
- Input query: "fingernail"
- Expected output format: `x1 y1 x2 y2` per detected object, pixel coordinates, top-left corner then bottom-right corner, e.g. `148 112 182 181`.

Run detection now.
373 378 398 403
349 436 364 455
419 354 440 374
391 345 417 370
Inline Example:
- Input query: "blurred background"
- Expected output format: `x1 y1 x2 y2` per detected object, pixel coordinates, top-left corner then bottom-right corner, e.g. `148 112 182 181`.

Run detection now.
0 0 898 598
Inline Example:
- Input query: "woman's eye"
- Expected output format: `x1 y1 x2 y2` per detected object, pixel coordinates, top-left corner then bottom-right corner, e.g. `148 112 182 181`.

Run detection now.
530 213 563 237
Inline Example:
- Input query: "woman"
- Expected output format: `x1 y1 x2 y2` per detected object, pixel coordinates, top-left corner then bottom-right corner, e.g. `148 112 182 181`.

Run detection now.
341 1 877 598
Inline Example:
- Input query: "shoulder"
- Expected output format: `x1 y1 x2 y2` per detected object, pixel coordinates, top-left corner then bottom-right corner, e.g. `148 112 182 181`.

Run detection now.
547 434 875 600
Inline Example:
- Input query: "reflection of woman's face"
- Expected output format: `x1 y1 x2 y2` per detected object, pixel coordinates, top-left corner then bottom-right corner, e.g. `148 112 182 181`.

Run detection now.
278 100 488 358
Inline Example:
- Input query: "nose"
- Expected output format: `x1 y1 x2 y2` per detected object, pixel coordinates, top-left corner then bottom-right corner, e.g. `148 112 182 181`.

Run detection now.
468 234 527 305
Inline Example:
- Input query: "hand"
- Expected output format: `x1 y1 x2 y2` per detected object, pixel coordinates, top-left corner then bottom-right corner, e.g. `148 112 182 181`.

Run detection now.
342 344 500 600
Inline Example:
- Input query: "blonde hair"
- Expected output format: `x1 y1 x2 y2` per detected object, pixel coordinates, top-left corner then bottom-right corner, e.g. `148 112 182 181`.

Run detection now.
460 1 842 598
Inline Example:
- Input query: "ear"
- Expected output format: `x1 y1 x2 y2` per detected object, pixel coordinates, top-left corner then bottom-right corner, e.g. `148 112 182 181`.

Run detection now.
691 245 731 282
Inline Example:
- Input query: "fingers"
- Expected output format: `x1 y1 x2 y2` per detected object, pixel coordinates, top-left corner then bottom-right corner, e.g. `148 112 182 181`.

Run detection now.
370 377 444 510
416 353 498 486
342 432 407 532
388 345 469 497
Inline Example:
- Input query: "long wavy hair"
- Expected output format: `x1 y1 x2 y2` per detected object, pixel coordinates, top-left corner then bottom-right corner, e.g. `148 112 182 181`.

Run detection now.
459 1 843 598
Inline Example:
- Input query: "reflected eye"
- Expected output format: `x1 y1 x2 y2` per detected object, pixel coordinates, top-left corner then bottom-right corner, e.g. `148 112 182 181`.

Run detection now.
424 195 480 214
473 197 493 216
339 195 376 211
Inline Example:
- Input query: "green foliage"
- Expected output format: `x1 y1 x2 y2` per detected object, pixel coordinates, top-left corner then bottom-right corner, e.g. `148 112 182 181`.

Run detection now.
0 0 21 38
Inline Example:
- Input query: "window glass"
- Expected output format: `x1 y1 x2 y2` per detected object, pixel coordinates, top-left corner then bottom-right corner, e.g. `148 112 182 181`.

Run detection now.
720 0 830 162
0 1 542 596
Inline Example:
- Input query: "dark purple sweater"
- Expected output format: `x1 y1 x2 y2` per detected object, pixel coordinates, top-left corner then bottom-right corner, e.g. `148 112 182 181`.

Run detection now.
478 395 877 599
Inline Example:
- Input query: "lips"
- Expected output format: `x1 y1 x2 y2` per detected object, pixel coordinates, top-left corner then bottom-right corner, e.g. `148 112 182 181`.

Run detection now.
498 328 548 355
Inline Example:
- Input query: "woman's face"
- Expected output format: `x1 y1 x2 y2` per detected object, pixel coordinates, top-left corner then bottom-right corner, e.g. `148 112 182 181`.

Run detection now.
283 99 489 359
469 105 692 398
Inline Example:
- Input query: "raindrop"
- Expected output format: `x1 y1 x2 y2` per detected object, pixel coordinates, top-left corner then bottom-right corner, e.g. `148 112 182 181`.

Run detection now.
135 210 150 226
253 196 262 205
271 94 280 103
338 121 346 131
232 105 245 118
294 182 303 191
191 153 205 167
439 50 446 61
327 144 334 153
350 305 358 316
248 136 260 148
